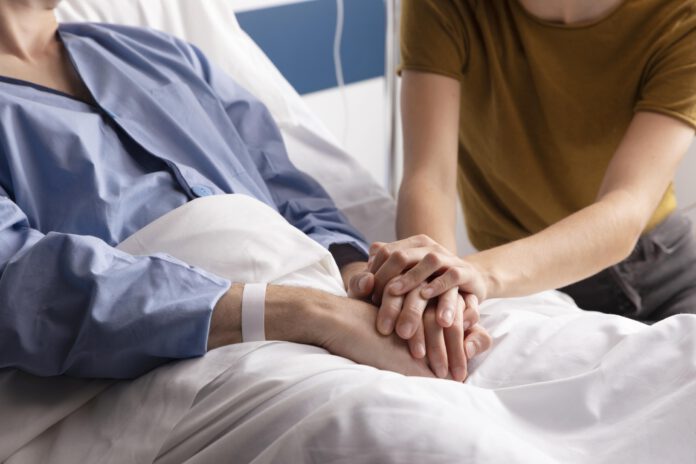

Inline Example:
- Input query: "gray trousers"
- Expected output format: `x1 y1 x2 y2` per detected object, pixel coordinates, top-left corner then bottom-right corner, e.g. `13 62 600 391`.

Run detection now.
560 213 696 322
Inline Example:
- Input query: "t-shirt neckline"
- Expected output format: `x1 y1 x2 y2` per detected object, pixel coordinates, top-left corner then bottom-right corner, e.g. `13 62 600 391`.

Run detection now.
511 0 629 29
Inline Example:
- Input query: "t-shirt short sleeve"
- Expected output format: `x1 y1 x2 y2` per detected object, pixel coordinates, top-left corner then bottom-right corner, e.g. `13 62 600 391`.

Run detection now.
399 0 469 81
635 20 696 129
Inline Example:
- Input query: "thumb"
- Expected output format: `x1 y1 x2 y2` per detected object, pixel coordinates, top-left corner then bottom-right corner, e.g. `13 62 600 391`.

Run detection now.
348 272 374 299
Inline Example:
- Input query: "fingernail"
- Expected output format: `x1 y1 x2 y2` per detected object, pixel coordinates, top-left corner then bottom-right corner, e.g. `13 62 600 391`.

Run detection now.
421 287 434 298
462 320 471 332
414 343 426 358
379 318 393 334
389 281 403 293
436 365 448 379
466 341 477 359
398 322 415 338
359 274 370 292
452 367 466 381
442 308 454 325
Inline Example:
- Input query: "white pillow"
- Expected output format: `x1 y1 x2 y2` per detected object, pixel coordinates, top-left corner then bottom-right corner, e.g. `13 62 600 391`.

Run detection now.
55 0 396 244
117 194 347 296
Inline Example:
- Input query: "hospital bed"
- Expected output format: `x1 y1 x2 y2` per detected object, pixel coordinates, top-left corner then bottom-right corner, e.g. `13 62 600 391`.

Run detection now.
0 1 695 463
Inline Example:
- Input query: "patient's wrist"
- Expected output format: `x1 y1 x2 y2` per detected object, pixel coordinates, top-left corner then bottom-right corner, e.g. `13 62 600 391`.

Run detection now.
264 285 332 344
208 283 244 350
208 284 341 350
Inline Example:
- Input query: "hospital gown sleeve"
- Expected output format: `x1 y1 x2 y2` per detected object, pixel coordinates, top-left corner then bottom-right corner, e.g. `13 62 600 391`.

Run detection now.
174 40 369 259
0 186 230 379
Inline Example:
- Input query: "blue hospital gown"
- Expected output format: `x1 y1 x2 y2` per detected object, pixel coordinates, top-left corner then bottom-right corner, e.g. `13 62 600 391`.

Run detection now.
0 23 367 379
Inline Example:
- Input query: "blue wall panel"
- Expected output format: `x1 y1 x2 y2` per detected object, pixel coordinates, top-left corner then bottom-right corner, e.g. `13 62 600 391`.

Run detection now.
236 0 386 95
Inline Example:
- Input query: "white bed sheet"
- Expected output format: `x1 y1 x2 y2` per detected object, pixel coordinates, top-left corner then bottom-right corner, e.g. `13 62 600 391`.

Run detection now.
2 196 695 463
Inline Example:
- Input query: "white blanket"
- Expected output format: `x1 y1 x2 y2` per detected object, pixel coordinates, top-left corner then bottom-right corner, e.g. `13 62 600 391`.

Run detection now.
2 195 695 463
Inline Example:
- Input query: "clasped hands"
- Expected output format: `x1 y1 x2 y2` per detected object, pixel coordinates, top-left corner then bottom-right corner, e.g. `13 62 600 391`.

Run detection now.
347 235 492 382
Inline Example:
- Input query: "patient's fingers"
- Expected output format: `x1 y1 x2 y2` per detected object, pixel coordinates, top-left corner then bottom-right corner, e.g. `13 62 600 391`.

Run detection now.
435 287 460 328
367 241 387 268
461 294 480 331
395 285 429 339
424 306 449 379
347 271 374 300
463 324 493 360
445 295 467 382
376 289 404 335
408 323 426 359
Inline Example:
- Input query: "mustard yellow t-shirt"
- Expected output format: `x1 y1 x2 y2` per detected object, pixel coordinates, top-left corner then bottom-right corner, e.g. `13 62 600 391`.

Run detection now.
400 0 696 251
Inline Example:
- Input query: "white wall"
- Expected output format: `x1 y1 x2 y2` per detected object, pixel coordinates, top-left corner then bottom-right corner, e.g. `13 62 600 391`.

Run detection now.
303 78 390 187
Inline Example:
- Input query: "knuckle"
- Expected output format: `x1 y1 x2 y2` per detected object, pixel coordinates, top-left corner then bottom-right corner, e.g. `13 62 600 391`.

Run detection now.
415 234 429 244
451 267 466 281
376 247 391 263
468 311 480 326
392 250 409 267
386 298 403 315
430 278 446 293
403 303 424 319
349 274 362 290
399 273 414 287
424 252 441 267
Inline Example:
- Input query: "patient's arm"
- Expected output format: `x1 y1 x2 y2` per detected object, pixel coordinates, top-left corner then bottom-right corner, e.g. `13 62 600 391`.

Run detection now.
208 284 435 378
0 186 230 380
175 39 369 261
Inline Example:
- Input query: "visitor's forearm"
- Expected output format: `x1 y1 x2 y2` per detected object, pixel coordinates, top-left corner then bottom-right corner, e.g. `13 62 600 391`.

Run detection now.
467 191 643 299
397 177 458 253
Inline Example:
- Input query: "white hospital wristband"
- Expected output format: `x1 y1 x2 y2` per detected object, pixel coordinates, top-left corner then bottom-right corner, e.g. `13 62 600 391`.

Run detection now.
241 283 267 342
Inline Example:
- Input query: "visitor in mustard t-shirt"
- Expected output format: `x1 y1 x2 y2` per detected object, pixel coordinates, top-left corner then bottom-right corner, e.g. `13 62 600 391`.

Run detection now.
364 0 696 368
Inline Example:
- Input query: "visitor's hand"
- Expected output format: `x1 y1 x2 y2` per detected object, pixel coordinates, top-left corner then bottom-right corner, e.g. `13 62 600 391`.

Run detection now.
368 235 488 310
379 281 491 381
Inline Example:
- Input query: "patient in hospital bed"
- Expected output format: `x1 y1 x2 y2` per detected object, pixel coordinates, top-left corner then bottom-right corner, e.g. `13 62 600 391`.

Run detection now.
2 2 696 463
0 0 489 382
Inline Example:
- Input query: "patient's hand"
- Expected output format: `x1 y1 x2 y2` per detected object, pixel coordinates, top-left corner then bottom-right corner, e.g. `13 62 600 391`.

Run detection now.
313 291 437 378
341 258 490 381
209 284 435 378
362 235 493 380
340 260 375 301
377 284 489 381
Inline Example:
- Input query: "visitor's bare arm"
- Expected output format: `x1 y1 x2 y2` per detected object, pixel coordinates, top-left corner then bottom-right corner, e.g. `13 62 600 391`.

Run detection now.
382 72 695 302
